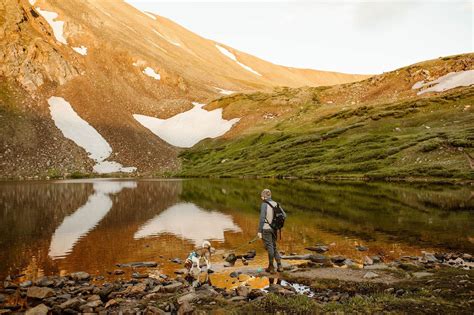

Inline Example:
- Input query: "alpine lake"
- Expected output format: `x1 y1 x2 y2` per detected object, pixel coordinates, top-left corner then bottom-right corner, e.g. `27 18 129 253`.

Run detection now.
1 178 473 290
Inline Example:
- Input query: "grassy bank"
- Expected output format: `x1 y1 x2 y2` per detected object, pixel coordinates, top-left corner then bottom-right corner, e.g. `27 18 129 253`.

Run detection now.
179 89 474 180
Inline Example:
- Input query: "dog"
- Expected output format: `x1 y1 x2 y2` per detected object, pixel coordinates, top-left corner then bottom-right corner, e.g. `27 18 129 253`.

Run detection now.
184 241 213 280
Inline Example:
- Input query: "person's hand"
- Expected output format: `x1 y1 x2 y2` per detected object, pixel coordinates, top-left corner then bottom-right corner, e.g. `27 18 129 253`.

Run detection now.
257 232 262 239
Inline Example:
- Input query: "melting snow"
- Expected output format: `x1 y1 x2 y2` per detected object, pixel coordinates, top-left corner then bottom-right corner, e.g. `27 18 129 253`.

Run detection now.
215 87 236 95
153 29 181 46
133 102 240 148
412 70 474 95
72 46 87 56
215 44 262 76
49 181 137 259
36 8 67 45
143 67 161 80
134 202 242 246
48 96 136 173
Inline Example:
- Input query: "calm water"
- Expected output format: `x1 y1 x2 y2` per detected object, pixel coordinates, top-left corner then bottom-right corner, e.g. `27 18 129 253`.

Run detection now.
0 179 473 282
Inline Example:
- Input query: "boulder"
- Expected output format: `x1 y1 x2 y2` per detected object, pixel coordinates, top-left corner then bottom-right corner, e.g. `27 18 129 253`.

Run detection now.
178 301 193 315
27 287 55 299
177 293 197 305
331 256 346 265
305 245 328 253
132 272 149 279
20 280 33 288
25 304 49 315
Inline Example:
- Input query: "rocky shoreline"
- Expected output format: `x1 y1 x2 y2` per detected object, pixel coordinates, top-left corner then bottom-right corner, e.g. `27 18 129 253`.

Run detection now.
1 250 473 314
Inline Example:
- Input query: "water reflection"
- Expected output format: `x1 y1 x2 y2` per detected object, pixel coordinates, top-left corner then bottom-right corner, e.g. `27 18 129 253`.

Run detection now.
49 181 137 259
134 202 242 246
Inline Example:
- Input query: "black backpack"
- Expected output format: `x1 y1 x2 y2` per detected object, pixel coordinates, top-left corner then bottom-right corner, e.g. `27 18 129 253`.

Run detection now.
264 200 286 238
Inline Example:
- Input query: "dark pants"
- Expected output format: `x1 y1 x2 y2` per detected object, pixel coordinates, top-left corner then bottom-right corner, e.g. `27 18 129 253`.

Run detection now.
262 229 281 267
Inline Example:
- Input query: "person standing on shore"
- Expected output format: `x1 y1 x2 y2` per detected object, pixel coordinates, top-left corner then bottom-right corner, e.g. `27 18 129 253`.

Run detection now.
257 188 286 273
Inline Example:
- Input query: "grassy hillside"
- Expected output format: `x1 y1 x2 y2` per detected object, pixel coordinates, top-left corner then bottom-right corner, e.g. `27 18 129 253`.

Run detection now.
179 72 474 181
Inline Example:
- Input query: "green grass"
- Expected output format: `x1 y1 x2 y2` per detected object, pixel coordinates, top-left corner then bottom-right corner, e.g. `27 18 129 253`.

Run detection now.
179 89 474 180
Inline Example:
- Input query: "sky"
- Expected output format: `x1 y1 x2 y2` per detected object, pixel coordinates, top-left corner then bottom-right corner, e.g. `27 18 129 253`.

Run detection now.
126 1 473 74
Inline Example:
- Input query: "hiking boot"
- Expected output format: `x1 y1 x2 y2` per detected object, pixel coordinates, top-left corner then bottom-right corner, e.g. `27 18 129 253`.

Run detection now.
276 264 284 272
265 266 275 274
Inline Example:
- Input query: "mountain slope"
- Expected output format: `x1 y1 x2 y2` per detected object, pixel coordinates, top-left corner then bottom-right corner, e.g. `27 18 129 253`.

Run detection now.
0 0 367 178
179 54 474 181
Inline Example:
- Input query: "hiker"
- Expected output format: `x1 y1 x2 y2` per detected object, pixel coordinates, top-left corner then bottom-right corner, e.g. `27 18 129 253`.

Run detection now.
257 188 286 273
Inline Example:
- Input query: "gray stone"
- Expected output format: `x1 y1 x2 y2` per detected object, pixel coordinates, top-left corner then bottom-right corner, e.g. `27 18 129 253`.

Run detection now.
343 259 355 267
364 263 389 270
116 261 158 268
59 297 83 309
20 280 33 288
178 301 193 314
27 286 55 299
356 245 368 251
236 285 251 297
70 272 90 281
363 272 379 279
177 293 198 304
161 282 183 293
363 256 374 266
25 303 49 315
132 272 149 279
306 245 328 253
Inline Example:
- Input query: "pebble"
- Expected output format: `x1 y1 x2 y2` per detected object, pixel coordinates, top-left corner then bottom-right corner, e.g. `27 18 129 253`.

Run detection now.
363 272 379 279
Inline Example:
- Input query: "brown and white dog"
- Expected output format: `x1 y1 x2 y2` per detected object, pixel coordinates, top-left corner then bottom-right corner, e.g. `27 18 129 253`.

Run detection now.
184 241 213 279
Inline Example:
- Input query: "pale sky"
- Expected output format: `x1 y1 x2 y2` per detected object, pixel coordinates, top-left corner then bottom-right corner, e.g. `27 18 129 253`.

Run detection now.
126 1 473 74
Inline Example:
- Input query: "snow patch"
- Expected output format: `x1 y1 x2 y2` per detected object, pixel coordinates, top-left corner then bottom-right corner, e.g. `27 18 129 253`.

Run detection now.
72 46 87 56
143 11 157 20
215 44 262 76
133 102 239 148
412 70 474 95
215 87 236 95
36 8 67 45
153 29 181 46
143 67 161 80
134 202 242 246
48 96 136 173
49 181 137 259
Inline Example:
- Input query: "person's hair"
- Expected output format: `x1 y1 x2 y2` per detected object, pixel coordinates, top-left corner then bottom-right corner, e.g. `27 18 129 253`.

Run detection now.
261 188 272 199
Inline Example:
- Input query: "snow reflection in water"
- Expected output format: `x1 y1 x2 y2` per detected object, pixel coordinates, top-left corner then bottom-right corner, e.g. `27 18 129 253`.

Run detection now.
48 181 137 259
134 202 242 246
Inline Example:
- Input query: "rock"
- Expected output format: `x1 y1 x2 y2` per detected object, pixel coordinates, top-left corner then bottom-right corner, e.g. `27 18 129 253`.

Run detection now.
161 282 183 293
363 272 379 279
356 245 368 251
3 281 18 289
371 256 382 264
20 280 33 288
84 299 103 308
343 259 355 267
309 254 329 264
105 299 118 309
421 253 438 264
126 283 147 294
0 294 5 303
132 272 149 279
230 271 241 278
243 250 256 259
462 253 472 261
331 256 346 265
171 258 182 264
27 286 55 299
87 295 101 302
113 269 125 275
395 289 405 296
363 256 374 266
25 303 49 315
59 297 83 310
116 261 158 268
305 245 328 253
70 272 90 281
236 286 251 297
177 292 197 304
412 272 434 278
178 301 194 314
174 269 187 275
